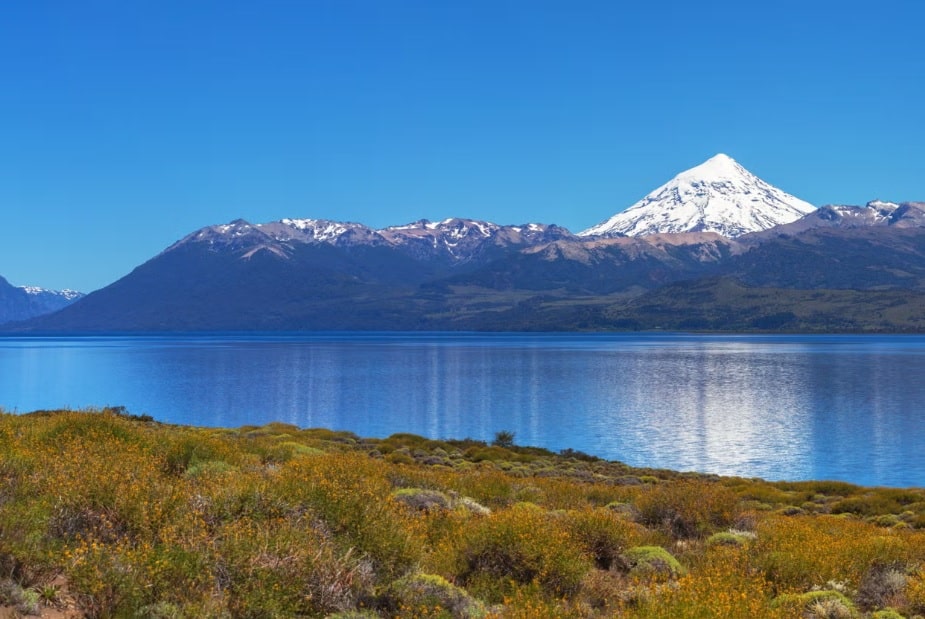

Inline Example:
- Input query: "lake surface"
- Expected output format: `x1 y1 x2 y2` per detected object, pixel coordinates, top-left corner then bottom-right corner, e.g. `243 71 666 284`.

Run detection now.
2 333 925 487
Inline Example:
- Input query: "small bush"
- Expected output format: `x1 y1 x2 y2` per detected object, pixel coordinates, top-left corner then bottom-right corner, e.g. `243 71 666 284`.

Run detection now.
871 514 903 527
135 601 183 618
162 434 235 475
807 597 857 619
391 488 453 512
857 562 909 611
465 446 517 463
578 569 629 613
183 459 236 479
905 567 925 614
458 504 590 602
275 454 423 580
492 431 515 448
216 518 374 616
558 447 601 462
276 440 324 458
630 547 782 618
831 494 906 518
617 546 685 580
563 507 645 570
755 515 913 591
635 480 739 538
40 411 139 447
772 590 856 618
0 580 41 616
386 451 415 465
377 573 486 618
455 496 491 517
706 529 756 548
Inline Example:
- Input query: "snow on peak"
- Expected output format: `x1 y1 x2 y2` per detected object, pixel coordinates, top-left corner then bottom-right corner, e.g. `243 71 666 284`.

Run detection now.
866 199 900 211
676 153 740 181
384 218 499 237
275 218 356 241
580 154 816 238
19 286 83 300
55 289 82 300
177 213 573 268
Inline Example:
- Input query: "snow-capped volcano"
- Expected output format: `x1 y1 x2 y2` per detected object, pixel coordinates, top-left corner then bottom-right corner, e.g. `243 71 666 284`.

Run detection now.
581 154 816 238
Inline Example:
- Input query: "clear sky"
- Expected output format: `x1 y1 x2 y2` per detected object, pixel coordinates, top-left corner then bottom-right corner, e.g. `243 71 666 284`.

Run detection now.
2 1 923 292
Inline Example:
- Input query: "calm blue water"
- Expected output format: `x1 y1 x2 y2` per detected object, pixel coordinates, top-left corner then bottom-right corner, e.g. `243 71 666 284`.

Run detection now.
2 333 925 487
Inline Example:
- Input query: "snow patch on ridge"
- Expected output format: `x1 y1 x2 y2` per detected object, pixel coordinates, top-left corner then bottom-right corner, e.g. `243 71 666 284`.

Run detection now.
19 286 83 301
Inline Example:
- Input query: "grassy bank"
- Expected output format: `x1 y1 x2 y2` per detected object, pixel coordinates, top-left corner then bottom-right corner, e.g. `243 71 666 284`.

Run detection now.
2 409 925 618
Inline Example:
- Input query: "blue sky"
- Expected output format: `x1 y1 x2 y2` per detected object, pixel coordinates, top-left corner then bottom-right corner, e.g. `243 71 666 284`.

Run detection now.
2 1 923 292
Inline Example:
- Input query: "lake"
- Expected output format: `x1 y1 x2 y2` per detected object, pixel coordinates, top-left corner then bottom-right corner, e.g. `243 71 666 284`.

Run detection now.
2 333 925 487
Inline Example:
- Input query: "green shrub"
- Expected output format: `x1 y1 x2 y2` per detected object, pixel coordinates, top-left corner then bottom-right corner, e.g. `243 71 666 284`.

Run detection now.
386 451 415 465
563 507 645 570
618 546 686 580
135 600 183 618
183 459 236 479
734 482 801 506
706 529 757 548
771 589 857 618
445 469 518 508
0 580 41 616
162 434 235 475
392 488 453 512
377 573 486 618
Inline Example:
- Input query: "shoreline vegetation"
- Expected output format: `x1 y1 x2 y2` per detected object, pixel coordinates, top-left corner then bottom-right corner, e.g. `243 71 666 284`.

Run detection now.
3 410 925 617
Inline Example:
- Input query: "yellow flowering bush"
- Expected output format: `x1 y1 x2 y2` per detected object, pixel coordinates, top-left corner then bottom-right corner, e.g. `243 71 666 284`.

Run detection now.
3 409 925 617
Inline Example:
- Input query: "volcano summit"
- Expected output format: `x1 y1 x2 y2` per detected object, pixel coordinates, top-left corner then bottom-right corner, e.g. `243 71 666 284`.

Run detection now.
581 154 816 238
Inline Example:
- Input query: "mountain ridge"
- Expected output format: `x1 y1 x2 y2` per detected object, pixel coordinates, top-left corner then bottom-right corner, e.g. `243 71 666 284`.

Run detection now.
168 217 575 267
9 196 925 333
5 152 924 333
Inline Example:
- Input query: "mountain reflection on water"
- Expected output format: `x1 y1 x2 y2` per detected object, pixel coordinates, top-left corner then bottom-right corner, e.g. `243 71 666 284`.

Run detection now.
3 333 925 487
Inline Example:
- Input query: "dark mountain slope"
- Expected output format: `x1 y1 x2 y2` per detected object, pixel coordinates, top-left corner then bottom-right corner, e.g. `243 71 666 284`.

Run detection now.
726 227 925 291
435 233 741 295
19 242 423 331
612 277 925 332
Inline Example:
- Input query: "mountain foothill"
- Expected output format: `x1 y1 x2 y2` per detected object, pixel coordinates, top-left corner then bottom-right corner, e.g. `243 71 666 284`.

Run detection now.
4 155 925 332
